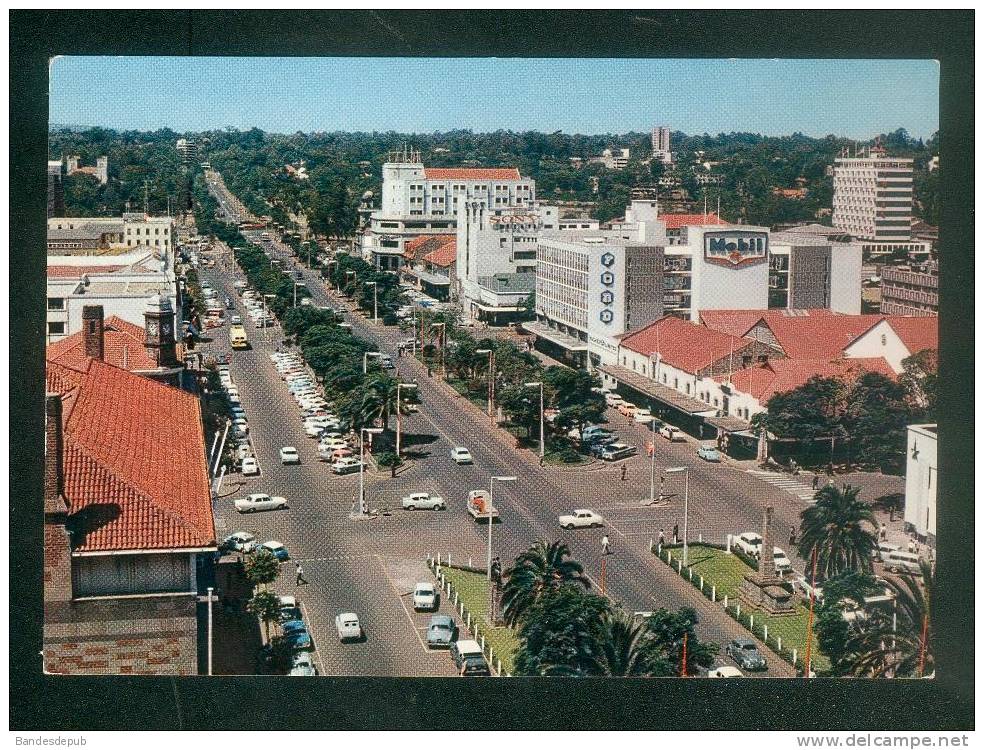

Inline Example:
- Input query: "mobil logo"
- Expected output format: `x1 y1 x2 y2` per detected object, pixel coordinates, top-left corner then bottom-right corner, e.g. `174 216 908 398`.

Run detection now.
704 231 769 267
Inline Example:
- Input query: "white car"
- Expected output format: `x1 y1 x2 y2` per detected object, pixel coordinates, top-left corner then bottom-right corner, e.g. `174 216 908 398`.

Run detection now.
451 447 473 464
734 532 763 558
230 315 242 325
304 423 329 438
280 446 300 464
772 547 793 574
235 444 252 462
633 408 654 423
412 582 438 611
559 509 605 529
241 457 260 476
335 612 363 642
331 457 364 475
604 392 624 407
659 425 686 442
220 531 257 554
402 492 446 511
708 665 744 678
234 493 288 513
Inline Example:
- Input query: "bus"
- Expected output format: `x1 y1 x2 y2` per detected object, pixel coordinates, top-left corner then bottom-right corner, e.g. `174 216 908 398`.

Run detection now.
230 324 249 350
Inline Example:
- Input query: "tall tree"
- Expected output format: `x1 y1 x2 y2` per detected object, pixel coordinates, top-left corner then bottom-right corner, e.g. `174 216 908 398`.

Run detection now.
501 540 591 626
797 484 877 580
644 607 720 675
844 373 912 472
513 586 611 676
586 611 670 677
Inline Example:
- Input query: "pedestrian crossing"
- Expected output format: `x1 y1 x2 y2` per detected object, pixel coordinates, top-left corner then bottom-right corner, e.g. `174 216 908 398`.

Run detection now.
746 470 819 501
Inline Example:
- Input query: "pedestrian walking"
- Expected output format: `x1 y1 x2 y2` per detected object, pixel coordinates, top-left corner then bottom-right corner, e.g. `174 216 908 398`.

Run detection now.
658 528 665 547
812 474 819 490
880 522 887 541
907 535 916 554
672 524 679 544
789 526 797 547
601 534 611 555
295 562 307 586
620 464 627 481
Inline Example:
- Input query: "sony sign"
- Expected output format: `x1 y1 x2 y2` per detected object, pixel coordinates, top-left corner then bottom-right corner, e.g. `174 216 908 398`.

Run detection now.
704 231 769 268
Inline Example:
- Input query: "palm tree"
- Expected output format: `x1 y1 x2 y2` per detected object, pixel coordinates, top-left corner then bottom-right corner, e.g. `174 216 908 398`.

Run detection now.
797 484 877 579
501 540 590 626
843 560 933 678
585 612 669 677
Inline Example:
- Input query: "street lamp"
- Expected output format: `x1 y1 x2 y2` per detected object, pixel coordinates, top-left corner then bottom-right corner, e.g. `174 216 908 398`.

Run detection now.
648 416 659 505
363 350 382 374
476 349 495 424
430 322 446 379
395 382 417 456
364 280 378 322
488 476 517 580
665 466 690 567
358 427 384 516
524 381 545 459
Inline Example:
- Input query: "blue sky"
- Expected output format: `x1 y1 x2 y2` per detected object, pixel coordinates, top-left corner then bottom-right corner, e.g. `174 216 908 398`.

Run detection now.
49 57 939 139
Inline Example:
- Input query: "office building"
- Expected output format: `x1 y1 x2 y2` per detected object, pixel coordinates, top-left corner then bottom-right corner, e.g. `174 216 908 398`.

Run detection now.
362 148 534 271
879 260 939 316
48 214 175 256
64 155 109 185
47 160 65 218
589 148 630 170
903 424 937 550
176 138 199 164
652 126 672 164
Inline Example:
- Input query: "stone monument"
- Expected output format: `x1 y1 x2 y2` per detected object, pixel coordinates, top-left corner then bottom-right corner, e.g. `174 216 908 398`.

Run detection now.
738 505 796 615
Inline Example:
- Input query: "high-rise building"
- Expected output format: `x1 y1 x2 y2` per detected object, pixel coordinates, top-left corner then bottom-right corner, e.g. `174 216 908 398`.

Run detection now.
652 126 672 164
832 146 914 243
880 260 939 316
95 156 108 185
176 138 199 165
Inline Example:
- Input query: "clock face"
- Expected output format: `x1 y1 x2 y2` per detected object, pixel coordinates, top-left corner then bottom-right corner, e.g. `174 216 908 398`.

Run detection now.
147 321 159 337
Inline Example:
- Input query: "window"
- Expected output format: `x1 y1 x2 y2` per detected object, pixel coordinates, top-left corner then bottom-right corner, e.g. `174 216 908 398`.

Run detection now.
47 321 65 335
662 374 667 384
674 377 678 389
880 334 887 346
685 383 690 394
47 297 65 311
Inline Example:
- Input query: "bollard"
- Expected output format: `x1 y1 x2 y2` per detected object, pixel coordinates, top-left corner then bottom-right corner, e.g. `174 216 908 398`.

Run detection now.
792 648 798 666
449 553 452 567
468 557 473 568
725 535 732 554
454 590 459 606
711 585 716 602
777 636 782 652
764 624 768 642
723 594 728 609
699 575 704 591
437 552 442 566
459 600 465 616
688 567 693 581
698 533 703 543
497 658 502 675
736 603 741 618
750 614 755 630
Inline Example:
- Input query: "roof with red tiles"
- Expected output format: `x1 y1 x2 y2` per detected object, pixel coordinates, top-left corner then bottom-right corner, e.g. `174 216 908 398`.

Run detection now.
884 316 938 354
45 358 214 552
721 357 896 404
699 308 840 338
620 315 754 374
46 316 160 372
422 238 457 268
661 212 726 230
747 313 884 360
47 265 126 278
403 234 456 262
423 168 522 181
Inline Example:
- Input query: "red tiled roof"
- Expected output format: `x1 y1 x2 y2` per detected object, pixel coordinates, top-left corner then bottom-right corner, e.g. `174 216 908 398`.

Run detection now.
46 316 159 372
46 358 214 552
722 357 896 404
620 316 754 374
661 212 726 230
422 238 457 268
885 316 938 354
700 309 840 338
423 168 522 180
403 235 455 262
748 313 883 360
47 265 125 278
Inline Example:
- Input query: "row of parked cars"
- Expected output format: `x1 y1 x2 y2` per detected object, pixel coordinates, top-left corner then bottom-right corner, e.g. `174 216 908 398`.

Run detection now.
240 288 275 328
217 364 261 476
412 581 493 676
200 282 231 330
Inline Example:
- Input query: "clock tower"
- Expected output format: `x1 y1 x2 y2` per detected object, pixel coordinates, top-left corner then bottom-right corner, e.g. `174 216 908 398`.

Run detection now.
144 294 178 369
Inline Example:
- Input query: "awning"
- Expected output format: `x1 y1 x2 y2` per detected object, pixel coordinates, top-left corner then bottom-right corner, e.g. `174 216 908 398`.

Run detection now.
407 268 451 285
598 365 716 415
521 321 589 351
474 303 523 313
704 414 752 432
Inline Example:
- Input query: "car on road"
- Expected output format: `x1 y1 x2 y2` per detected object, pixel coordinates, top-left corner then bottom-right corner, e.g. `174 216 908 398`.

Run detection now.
278 595 303 623
289 651 317 676
734 532 763 558
412 582 438 611
230 315 242 325
241 457 260 476
697 445 722 462
260 540 290 561
281 620 312 650
426 614 458 648
772 547 793 574
726 638 767 671
331 457 364 475
335 612 363 642
604 393 624 407
616 402 638 417
559 509 605 529
279 446 300 464
234 493 288 513
451 447 473 464
633 408 654 423
708 665 744 678
401 492 446 511
592 442 637 461
659 425 686 442
220 531 257 554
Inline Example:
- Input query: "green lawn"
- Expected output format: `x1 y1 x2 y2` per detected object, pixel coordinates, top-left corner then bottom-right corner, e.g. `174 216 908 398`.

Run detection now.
665 545 830 673
440 566 519 674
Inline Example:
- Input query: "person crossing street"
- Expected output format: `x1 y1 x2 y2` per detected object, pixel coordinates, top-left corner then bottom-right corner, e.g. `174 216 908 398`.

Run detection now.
295 562 308 586
601 534 612 555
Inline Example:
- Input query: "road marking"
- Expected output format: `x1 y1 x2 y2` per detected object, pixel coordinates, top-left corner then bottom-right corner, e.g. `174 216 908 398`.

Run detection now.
374 554 433 655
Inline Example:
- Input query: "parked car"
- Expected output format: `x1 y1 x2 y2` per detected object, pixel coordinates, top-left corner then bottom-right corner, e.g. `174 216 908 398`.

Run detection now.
277 595 302 624
235 444 252 462
412 582 438 611
592 442 637 461
558 509 605 529
402 492 446 511
707 665 744 678
460 655 492 676
604 393 624 407
450 639 485 671
697 445 722 462
633 408 654 423
234 493 288 513
617 402 638 417
260 540 290 561
426 614 458 648
792 576 825 603
451 447 473 464
772 547 793 574
230 314 242 325
331 457 364 475
289 651 317 676
734 532 763 558
659 425 686 442
335 612 363 642
279 446 300 464
281 620 312 650
726 638 767 671
241 457 260 476
219 531 257 554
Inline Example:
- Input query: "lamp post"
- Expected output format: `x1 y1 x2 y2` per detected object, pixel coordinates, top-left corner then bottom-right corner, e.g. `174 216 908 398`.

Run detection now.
430 322 446 379
524 381 545 459
363 350 382 374
365 280 378 322
649 417 658 505
396 382 417 456
488 476 517 579
345 270 356 296
666 466 690 566
358 427 384 516
476 349 495 424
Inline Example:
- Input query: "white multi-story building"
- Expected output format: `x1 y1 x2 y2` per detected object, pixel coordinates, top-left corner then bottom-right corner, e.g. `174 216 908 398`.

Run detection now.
904 424 937 549
363 149 535 271
652 126 672 164
176 138 199 164
47 214 175 255
589 148 630 170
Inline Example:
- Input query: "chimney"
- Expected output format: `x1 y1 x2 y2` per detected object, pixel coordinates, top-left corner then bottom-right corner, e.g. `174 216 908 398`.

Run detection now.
82 305 105 361
44 394 68 516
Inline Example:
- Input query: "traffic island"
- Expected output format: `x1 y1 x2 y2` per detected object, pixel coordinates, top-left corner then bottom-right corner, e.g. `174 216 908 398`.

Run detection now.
652 542 829 675
427 556 518 675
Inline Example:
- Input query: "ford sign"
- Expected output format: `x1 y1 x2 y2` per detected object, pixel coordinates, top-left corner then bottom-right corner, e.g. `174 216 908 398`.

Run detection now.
704 231 768 267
